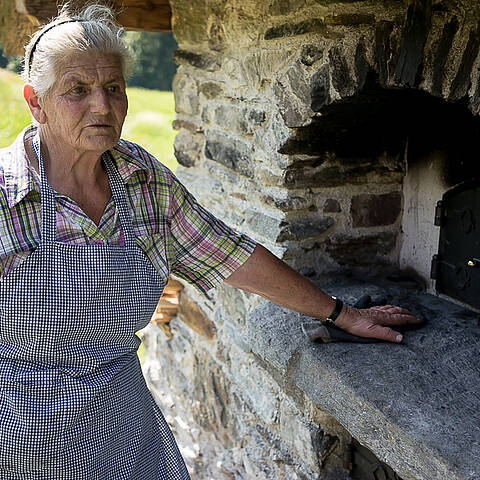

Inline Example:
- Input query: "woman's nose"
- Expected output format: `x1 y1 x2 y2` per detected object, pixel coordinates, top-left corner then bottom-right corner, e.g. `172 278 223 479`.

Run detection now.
90 87 110 114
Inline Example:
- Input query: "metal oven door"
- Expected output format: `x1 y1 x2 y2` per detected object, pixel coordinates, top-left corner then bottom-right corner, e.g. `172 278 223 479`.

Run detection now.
432 180 480 309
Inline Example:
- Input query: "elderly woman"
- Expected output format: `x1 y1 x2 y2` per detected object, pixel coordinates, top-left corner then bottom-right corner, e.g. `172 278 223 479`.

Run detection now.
0 3 419 478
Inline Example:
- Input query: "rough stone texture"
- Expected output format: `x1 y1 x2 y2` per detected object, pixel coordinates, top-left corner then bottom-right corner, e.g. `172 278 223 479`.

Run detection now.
142 274 480 480
204 130 255 177
173 70 200 116
172 119 203 133
198 81 224 99
300 44 324 66
178 293 216 340
283 158 404 189
310 63 331 112
143 0 480 478
265 18 328 41
323 198 341 213
325 232 398 266
173 49 221 71
350 192 402 227
173 129 203 167
202 103 266 136
245 276 480 480
277 215 334 242
142 292 353 480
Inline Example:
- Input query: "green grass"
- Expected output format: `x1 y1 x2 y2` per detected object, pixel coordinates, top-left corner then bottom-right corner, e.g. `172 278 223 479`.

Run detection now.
0 70 32 147
122 87 177 171
0 69 177 172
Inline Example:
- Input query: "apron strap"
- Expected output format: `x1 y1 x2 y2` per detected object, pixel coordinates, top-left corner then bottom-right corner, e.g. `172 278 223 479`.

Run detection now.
102 152 136 249
32 133 56 244
32 133 136 249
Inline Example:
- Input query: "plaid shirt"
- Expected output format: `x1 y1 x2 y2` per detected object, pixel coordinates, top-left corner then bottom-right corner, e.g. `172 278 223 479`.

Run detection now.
0 126 256 293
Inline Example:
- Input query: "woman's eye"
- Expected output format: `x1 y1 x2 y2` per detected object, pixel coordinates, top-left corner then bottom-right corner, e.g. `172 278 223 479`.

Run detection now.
71 86 86 95
107 85 119 93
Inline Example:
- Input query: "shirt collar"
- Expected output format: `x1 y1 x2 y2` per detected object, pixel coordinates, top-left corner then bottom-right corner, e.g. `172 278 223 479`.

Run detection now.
3 125 40 208
3 125 152 209
109 140 153 185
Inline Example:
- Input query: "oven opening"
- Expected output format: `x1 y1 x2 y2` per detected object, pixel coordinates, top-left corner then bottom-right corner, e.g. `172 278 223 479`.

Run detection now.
279 77 480 309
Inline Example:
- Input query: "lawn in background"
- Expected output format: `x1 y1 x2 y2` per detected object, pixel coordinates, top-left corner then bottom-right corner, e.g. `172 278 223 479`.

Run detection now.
0 70 31 146
122 87 177 171
0 69 177 172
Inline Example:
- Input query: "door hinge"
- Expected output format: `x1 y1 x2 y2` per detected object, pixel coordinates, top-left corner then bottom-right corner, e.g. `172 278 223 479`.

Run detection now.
430 254 439 280
434 200 444 226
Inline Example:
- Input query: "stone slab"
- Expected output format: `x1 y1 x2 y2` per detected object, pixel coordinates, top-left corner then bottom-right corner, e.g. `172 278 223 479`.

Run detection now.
246 276 480 480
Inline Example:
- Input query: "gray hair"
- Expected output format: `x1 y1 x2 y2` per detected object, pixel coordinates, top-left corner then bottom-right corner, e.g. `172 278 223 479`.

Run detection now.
22 3 133 98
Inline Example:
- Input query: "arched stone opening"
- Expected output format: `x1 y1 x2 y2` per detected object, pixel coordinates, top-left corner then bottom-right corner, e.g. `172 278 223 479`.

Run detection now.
276 75 480 305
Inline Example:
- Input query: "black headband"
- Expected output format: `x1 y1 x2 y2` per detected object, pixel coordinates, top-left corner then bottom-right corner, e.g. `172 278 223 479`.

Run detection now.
27 19 83 76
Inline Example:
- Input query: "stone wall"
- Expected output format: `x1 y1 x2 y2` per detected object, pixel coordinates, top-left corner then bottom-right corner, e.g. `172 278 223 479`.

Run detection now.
141 1 480 478
141 296 353 479
169 0 480 274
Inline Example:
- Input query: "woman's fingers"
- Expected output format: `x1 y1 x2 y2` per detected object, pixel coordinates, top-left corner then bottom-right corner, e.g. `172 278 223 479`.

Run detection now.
335 305 420 343
370 305 417 316
368 306 421 325
365 323 403 343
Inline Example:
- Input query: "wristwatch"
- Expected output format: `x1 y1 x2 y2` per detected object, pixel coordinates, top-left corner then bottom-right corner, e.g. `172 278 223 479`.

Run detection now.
324 297 344 325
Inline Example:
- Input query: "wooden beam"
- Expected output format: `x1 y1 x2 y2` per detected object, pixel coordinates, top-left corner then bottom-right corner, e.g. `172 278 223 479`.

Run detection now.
117 0 172 32
15 0 57 21
15 0 172 31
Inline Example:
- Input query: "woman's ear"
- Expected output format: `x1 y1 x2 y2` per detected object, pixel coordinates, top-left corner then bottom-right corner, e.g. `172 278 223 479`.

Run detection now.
23 84 47 124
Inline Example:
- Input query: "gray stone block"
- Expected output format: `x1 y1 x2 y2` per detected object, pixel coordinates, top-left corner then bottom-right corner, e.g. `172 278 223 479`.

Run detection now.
325 232 397 266
274 78 310 128
310 63 330 112
245 302 307 374
278 216 334 241
205 104 266 136
174 130 203 167
245 210 282 241
204 131 254 178
350 192 402 227
173 73 199 116
323 198 342 213
173 49 220 71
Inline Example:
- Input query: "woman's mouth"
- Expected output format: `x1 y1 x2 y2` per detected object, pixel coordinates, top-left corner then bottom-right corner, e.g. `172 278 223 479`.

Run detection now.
86 123 114 130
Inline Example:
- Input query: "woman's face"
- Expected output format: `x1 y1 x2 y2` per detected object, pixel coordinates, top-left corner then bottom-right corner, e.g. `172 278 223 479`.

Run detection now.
36 53 128 156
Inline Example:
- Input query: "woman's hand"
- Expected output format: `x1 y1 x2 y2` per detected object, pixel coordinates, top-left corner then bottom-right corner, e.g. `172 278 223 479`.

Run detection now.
226 244 422 343
334 304 422 343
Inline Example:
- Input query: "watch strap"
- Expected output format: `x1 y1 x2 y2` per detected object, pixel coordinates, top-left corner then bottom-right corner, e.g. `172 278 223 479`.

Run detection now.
324 297 344 325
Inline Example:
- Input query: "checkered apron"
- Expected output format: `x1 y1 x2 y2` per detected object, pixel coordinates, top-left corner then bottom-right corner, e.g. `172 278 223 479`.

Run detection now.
0 134 191 479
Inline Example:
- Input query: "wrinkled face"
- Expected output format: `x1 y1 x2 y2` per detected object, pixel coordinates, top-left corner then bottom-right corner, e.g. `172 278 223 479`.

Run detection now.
38 53 128 155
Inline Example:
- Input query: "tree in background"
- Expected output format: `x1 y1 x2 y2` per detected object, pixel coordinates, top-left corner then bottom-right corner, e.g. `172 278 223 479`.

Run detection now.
0 49 7 69
0 48 22 73
125 31 177 91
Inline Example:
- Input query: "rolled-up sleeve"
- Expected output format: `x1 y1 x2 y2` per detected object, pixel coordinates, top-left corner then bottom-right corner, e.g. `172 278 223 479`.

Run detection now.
168 175 256 293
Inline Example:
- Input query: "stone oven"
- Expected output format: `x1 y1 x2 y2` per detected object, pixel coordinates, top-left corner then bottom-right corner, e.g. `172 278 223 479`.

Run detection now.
162 2 480 479
2 1 480 479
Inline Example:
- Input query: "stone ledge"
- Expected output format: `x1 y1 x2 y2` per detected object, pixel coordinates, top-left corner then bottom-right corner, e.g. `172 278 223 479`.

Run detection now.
245 277 480 480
